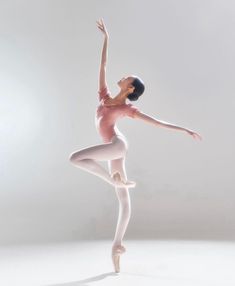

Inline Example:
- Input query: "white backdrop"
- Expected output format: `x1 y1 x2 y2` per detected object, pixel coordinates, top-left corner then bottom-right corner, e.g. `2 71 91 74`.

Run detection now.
1 0 234 245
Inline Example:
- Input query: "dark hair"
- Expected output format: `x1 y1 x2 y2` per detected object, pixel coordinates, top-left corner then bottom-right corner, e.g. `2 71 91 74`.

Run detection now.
127 76 145 101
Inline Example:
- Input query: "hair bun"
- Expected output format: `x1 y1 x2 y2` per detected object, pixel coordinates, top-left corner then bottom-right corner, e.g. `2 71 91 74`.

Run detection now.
127 92 140 101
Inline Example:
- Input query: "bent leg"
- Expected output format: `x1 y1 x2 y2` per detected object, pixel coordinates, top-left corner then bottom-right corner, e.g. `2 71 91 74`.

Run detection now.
108 157 131 247
69 135 128 186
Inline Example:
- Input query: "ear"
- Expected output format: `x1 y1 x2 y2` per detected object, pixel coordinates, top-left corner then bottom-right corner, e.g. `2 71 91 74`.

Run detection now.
128 85 135 94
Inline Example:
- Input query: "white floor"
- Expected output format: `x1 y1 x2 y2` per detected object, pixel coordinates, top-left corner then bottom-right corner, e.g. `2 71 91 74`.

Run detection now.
0 240 234 286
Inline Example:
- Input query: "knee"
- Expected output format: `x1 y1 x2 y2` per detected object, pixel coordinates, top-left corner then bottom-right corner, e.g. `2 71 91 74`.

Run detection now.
122 203 131 216
69 152 75 162
119 195 130 209
69 152 83 163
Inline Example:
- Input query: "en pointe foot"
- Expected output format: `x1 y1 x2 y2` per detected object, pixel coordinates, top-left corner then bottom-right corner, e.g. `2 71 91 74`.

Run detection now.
111 244 126 273
111 172 136 188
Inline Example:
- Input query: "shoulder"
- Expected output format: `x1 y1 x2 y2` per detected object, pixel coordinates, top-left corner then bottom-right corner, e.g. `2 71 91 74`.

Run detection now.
103 96 115 105
123 103 140 118
98 85 112 102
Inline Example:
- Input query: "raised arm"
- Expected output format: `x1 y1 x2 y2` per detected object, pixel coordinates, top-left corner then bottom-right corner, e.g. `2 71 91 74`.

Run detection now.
134 110 202 140
96 18 109 91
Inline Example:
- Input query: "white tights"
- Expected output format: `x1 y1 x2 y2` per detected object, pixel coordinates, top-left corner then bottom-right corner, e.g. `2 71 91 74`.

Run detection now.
69 134 131 247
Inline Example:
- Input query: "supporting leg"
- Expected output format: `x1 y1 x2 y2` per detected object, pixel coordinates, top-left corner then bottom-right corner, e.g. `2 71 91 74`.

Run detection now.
113 186 131 245
109 157 131 272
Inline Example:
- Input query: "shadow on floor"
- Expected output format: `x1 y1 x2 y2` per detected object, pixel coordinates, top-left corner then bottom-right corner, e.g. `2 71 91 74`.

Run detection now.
46 272 119 286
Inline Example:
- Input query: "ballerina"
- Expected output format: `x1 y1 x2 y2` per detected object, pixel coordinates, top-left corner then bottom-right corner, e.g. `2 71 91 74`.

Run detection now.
69 18 202 273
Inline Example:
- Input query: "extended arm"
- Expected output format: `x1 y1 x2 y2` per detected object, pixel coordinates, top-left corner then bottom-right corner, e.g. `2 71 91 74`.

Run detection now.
134 110 202 140
96 19 109 91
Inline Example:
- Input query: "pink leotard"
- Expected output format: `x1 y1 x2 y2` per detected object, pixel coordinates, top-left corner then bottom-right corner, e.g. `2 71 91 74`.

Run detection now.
95 86 140 143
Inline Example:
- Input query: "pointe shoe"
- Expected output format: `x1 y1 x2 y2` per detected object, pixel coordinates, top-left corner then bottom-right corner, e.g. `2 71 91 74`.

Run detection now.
112 252 120 273
112 172 136 188
111 245 126 273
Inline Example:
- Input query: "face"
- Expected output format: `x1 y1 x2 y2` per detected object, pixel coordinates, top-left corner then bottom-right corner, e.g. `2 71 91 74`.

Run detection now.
117 75 135 93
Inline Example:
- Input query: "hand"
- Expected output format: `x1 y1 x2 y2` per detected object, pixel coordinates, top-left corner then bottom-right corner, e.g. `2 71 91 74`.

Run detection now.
96 18 109 38
185 129 202 140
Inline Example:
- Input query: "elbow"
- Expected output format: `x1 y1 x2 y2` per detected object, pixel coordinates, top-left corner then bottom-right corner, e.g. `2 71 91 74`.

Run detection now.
148 117 162 127
100 62 107 68
154 121 163 128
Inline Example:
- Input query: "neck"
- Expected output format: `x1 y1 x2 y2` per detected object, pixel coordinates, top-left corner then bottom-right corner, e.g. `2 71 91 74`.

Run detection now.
112 90 128 104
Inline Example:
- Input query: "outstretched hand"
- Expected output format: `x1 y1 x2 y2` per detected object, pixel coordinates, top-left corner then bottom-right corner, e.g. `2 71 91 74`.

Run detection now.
185 129 202 140
96 18 109 38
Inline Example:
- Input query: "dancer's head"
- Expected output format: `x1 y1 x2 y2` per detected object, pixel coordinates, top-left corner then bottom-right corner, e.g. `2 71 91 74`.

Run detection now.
117 75 145 101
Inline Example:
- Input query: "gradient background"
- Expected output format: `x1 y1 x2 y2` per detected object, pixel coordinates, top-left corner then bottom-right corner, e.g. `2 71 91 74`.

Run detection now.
1 0 234 245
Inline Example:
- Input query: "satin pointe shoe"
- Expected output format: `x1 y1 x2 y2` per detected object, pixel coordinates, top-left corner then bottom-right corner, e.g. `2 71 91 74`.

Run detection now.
111 244 126 273
112 172 136 188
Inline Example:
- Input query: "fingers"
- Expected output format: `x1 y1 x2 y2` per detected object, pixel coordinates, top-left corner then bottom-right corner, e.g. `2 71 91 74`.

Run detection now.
96 20 103 26
197 134 202 140
96 20 103 29
194 132 202 140
96 18 105 28
192 133 202 140
96 21 105 34
187 130 202 140
96 18 108 34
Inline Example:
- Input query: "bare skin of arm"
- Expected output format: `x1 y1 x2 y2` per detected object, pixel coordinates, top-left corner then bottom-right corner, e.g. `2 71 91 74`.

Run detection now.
96 19 202 141
96 18 109 90
134 110 202 140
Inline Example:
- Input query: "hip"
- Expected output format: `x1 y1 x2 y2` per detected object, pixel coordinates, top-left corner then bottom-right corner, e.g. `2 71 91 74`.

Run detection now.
110 133 129 150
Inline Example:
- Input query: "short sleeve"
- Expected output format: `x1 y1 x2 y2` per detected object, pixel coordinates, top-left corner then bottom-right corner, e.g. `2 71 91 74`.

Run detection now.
98 86 111 102
125 104 140 118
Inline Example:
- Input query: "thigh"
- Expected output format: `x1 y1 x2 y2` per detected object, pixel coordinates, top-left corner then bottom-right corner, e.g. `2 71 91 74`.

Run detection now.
70 135 128 162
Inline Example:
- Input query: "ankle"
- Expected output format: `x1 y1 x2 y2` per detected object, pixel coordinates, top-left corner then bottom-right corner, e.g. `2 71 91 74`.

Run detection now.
112 242 122 248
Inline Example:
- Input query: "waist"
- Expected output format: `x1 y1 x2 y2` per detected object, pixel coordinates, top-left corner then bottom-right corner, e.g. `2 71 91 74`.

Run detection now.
96 124 126 142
